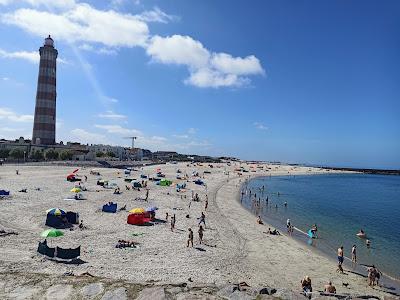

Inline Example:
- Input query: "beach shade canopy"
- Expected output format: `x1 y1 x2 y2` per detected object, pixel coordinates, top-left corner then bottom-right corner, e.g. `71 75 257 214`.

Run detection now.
70 187 81 193
146 206 158 212
41 229 64 238
129 207 145 214
46 208 66 216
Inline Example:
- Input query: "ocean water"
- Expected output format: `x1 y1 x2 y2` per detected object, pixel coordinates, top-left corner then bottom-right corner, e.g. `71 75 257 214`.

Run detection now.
240 173 400 280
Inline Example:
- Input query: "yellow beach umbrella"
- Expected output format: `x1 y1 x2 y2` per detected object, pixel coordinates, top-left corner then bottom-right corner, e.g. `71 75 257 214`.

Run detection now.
70 187 81 193
129 208 145 214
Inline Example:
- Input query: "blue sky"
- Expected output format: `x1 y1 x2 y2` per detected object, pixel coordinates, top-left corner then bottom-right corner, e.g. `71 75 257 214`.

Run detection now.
0 0 399 169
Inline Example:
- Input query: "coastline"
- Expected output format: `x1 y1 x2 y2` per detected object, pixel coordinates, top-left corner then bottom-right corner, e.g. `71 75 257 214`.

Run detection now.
237 174 400 291
0 163 397 299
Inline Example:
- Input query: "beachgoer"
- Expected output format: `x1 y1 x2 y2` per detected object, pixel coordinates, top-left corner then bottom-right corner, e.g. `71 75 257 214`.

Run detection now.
368 265 377 286
301 276 312 294
84 175 87 182
366 239 371 248
166 212 169 221
187 228 194 247
16 169 19 175
198 212 206 227
324 281 336 294
284 201 288 207
205 198 208 210
145 189 149 201
337 246 344 273
170 214 175 232
351 245 357 266
287 218 291 229
257 216 263 225
198 225 204 244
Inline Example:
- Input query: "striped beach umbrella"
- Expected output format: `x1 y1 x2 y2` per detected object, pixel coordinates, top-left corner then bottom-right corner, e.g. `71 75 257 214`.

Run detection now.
46 208 66 216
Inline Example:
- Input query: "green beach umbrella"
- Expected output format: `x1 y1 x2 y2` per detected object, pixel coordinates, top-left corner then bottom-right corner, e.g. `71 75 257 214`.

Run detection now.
41 229 64 238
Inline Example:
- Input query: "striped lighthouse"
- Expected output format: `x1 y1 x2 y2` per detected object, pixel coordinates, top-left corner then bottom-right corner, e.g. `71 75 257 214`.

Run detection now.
32 35 58 145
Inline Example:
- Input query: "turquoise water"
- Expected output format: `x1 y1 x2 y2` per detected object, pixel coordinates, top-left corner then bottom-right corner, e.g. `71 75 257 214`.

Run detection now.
241 174 400 280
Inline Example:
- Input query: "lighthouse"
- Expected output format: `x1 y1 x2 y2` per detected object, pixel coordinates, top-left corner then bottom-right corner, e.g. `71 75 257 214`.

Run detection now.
32 35 58 145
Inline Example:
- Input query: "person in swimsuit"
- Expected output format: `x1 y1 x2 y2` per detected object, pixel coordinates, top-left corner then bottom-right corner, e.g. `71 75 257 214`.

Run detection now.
198 212 206 228
301 276 312 295
337 246 344 273
187 228 193 247
351 245 357 266
324 281 336 294
198 225 204 244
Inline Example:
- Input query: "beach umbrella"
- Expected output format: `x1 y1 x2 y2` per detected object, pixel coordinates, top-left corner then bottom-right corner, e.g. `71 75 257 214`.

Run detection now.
41 229 64 238
46 208 66 216
129 208 145 214
70 187 81 193
146 206 158 212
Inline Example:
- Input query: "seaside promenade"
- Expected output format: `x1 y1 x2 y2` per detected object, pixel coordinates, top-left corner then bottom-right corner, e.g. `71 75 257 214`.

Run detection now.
0 163 395 299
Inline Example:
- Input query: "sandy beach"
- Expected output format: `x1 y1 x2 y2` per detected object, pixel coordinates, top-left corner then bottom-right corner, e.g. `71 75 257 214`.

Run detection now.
0 162 395 299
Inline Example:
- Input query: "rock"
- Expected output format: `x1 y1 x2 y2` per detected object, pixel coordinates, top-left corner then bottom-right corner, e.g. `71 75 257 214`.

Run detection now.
45 284 73 300
101 287 127 300
272 288 305 300
8 285 40 300
135 287 166 300
80 282 104 298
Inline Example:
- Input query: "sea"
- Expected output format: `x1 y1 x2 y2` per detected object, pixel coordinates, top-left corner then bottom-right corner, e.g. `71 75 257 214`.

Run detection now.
240 173 400 281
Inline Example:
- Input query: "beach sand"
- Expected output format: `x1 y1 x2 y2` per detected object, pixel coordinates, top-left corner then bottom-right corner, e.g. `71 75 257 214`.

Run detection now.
0 162 393 299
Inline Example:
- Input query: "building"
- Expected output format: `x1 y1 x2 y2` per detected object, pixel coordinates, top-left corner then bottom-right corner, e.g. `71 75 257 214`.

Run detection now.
32 35 58 145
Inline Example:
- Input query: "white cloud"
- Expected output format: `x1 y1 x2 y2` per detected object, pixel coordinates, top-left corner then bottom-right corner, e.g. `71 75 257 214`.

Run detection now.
137 6 178 24
97 110 127 120
0 48 39 64
188 128 197 135
147 35 264 88
0 0 76 9
1 77 10 81
172 134 189 139
2 3 150 47
0 107 33 122
254 122 268 130
70 128 106 144
94 124 142 136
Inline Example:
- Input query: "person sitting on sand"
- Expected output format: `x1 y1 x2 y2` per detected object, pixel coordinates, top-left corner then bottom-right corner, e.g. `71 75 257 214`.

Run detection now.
324 281 336 294
257 216 263 225
301 276 312 294
270 229 280 235
187 228 194 247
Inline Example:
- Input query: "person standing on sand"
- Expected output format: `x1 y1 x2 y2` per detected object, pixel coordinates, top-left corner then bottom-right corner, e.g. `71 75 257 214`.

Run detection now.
337 246 344 273
198 225 204 244
205 198 208 210
198 212 206 228
351 245 357 266
170 214 176 232
187 228 194 247
145 189 149 201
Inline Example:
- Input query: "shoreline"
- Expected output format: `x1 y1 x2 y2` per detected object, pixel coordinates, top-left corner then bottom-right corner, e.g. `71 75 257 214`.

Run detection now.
0 163 397 299
237 174 400 289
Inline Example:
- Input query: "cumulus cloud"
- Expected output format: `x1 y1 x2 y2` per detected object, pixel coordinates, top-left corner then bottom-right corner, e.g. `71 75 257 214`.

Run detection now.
0 107 33 122
172 134 189 139
1 3 149 47
147 35 264 88
0 48 39 64
97 110 127 120
1 2 264 89
0 0 76 8
254 122 268 130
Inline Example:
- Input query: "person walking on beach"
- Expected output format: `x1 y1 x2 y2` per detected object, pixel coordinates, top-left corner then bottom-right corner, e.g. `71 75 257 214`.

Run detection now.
170 214 176 232
198 212 206 228
337 246 344 273
145 189 149 201
198 225 204 244
351 245 357 267
187 228 194 247
205 196 208 210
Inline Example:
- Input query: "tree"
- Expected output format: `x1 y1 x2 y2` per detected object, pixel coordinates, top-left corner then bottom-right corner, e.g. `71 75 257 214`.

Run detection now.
31 150 44 160
0 149 10 159
9 149 24 162
45 149 59 160
106 151 116 158
96 151 105 158
60 150 73 160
